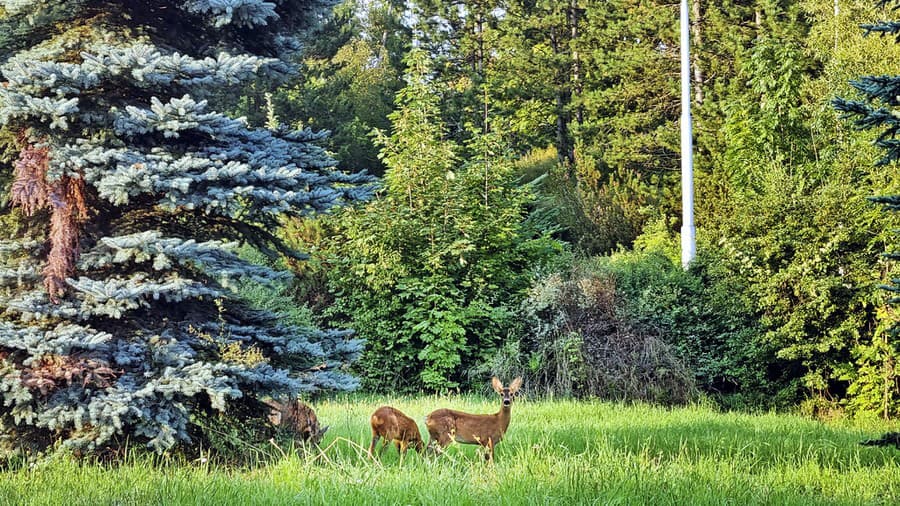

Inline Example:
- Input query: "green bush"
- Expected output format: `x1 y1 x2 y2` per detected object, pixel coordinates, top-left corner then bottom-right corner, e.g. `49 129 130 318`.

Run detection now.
603 234 782 410
710 165 894 411
288 51 564 393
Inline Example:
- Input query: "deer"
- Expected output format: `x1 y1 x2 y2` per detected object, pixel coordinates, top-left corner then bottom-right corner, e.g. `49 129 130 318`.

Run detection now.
264 398 328 445
368 405 425 459
425 376 523 462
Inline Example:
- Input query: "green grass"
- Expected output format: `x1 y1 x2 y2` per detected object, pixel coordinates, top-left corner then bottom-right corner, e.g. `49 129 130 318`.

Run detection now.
1 396 899 505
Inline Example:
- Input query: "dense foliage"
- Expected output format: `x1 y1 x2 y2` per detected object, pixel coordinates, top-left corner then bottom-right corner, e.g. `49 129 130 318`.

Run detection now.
0 0 373 454
833 0 900 419
234 0 410 175
252 0 900 417
293 51 562 392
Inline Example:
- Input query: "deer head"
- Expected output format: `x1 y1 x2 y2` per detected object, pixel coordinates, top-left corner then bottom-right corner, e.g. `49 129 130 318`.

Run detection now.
492 376 523 407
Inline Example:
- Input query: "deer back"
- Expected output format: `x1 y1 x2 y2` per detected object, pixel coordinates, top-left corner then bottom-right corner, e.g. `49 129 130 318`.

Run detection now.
372 406 423 442
426 408 510 446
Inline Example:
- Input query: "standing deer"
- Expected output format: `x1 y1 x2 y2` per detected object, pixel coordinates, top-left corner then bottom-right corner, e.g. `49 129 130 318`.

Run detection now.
425 376 523 462
368 405 425 459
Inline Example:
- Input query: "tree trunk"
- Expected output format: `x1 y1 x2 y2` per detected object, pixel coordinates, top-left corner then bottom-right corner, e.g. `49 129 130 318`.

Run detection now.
550 26 575 171
475 9 489 133
571 0 584 125
691 0 704 104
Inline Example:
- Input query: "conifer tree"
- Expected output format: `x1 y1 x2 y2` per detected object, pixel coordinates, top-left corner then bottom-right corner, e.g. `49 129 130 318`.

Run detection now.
408 0 506 140
276 0 410 174
0 0 373 453
833 0 900 311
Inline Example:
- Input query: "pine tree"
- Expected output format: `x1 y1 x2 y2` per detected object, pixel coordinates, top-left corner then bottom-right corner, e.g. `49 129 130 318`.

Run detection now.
495 0 583 166
834 2 900 167
407 0 507 141
0 1 373 454
278 0 410 174
496 0 681 253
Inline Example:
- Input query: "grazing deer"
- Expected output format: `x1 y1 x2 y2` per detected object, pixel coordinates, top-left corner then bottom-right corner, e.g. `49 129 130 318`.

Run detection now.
368 405 425 458
265 398 328 445
426 376 523 462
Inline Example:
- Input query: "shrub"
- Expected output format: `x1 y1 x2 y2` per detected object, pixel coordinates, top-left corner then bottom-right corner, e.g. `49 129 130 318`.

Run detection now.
609 244 787 409
511 257 697 404
504 218 793 409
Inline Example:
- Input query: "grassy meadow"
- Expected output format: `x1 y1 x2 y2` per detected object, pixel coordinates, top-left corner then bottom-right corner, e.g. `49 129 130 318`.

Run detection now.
1 396 899 505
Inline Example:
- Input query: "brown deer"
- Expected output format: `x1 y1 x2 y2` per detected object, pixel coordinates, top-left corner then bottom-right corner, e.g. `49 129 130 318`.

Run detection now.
265 398 328 445
368 405 425 458
425 376 523 462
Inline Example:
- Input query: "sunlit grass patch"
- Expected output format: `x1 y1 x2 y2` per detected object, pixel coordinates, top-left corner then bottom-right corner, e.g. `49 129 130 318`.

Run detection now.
1 397 898 505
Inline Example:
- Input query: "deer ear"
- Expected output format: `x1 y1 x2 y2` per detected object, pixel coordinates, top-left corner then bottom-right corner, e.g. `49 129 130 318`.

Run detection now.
491 376 503 394
509 377 523 394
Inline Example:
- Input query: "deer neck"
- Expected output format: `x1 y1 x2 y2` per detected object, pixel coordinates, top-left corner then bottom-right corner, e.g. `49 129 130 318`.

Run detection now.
496 404 512 432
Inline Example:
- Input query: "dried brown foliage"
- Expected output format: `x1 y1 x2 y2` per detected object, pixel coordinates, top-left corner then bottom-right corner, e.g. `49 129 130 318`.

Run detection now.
10 137 89 301
264 398 328 445
43 175 88 299
10 141 52 216
519 268 697 404
20 355 119 396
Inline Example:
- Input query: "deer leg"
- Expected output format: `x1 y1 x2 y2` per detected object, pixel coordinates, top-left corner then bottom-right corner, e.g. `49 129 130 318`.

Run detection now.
399 442 408 466
368 434 380 458
485 437 494 463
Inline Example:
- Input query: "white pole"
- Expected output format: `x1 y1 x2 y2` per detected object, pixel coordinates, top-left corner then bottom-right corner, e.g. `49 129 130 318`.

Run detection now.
680 0 696 269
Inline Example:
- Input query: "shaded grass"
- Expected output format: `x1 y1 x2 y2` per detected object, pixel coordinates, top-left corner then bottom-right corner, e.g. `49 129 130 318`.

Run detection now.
1 397 898 505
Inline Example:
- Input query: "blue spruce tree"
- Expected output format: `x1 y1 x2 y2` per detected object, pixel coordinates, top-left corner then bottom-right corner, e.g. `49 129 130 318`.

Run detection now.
0 0 373 454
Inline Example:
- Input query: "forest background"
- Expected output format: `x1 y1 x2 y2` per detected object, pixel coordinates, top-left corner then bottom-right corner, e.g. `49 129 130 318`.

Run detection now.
257 0 900 418
0 0 899 459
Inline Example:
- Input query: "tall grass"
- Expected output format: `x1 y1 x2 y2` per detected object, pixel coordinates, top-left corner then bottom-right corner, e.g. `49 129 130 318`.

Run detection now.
1 397 898 505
